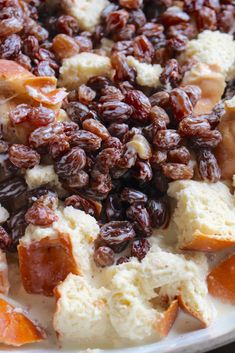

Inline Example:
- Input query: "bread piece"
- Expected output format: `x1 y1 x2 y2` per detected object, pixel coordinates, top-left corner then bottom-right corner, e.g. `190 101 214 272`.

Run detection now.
59 52 113 89
62 0 110 32
54 241 214 346
168 180 235 251
0 296 46 347
207 254 235 304
181 30 235 77
0 60 67 108
18 206 99 296
54 274 110 347
0 251 9 295
182 63 225 115
126 56 162 88
215 97 235 180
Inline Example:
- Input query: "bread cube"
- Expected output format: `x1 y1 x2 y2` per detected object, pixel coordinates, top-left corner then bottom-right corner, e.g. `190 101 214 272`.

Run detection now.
18 206 99 296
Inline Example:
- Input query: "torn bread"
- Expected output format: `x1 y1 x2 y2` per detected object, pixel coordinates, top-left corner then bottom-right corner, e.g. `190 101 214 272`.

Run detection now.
54 241 214 347
168 180 235 251
18 205 99 296
59 52 113 89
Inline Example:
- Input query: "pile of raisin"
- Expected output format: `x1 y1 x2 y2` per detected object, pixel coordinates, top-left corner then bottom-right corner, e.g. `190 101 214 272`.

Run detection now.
0 0 233 266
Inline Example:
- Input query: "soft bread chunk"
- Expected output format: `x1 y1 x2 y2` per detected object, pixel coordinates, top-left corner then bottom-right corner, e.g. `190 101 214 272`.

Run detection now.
54 242 214 347
168 180 235 251
62 0 110 32
18 206 99 296
215 97 235 179
207 254 235 304
182 63 225 115
181 30 235 77
59 53 113 89
0 296 46 347
0 251 9 295
54 274 110 347
25 164 67 197
126 56 162 88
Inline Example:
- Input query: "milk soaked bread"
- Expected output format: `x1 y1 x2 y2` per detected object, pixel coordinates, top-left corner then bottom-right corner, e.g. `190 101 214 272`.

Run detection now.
18 206 99 296
59 52 113 89
54 241 214 347
168 180 235 251
62 0 110 32
0 251 9 295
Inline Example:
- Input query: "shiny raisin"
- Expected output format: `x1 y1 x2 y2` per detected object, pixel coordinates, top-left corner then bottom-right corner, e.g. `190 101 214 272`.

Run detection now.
94 246 115 267
55 147 86 178
100 221 136 245
131 238 150 261
147 198 168 228
9 144 40 169
196 149 221 182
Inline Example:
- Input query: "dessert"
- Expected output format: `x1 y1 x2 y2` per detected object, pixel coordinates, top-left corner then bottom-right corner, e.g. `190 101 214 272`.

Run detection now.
0 0 235 350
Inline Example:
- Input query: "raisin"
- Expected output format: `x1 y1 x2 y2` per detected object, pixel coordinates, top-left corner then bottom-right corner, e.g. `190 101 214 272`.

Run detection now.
108 123 129 140
126 204 152 236
154 129 182 150
100 221 136 245
196 6 217 31
161 7 190 26
125 89 151 122
149 91 170 108
119 0 143 9
196 149 221 182
0 226 12 251
117 146 137 169
25 202 58 226
102 136 122 150
57 15 79 36
29 123 65 149
55 147 86 178
0 33 21 59
150 105 170 125
152 170 169 193
111 51 134 81
94 246 115 267
6 209 27 250
147 198 168 228
121 187 147 204
128 8 146 28
181 85 201 107
150 150 167 166
52 34 79 60
94 148 122 174
105 194 123 221
116 256 130 265
34 60 55 76
160 59 182 87
162 162 194 180
0 4 24 36
168 146 191 164
23 35 39 57
78 85 96 105
82 119 110 140
132 160 153 182
106 9 129 33
29 107 55 127
133 35 154 63
9 104 31 125
191 130 222 149
0 177 27 202
65 194 101 218
100 100 133 123
9 144 40 169
70 130 102 152
131 238 150 261
100 86 124 103
64 171 89 189
179 116 211 137
170 88 193 121
91 171 112 195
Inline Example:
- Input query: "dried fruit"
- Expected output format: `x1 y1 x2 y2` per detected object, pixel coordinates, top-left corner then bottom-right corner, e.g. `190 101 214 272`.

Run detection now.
55 147 86 178
147 198 168 228
125 89 151 122
154 130 182 150
162 162 194 180
94 246 115 267
196 149 221 182
9 144 40 169
25 202 58 226
121 187 148 204
100 221 136 245
131 238 150 261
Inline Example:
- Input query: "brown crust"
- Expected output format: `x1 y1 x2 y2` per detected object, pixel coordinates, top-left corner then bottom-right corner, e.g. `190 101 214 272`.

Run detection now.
181 231 235 252
154 299 179 337
178 295 208 328
18 235 80 296
0 297 46 347
207 253 235 304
